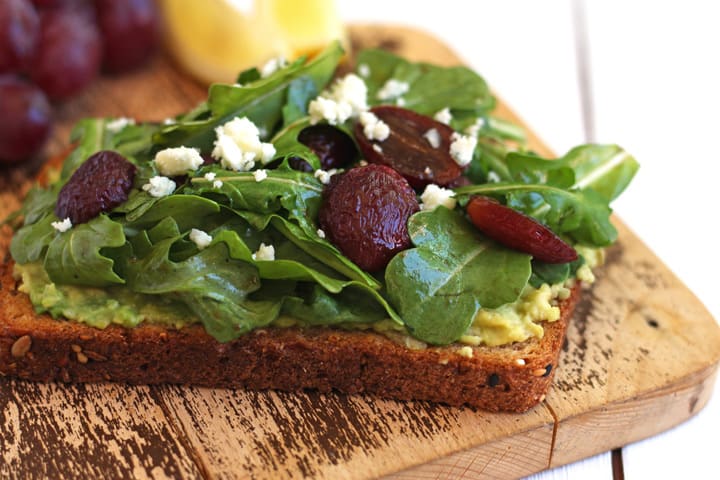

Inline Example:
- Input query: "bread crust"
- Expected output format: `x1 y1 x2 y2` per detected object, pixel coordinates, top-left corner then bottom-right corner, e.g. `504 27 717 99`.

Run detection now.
0 259 578 412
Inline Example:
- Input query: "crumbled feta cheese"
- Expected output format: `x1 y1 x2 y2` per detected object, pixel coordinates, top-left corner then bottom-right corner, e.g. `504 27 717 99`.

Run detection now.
189 228 212 250
163 117 176 125
358 159 369 166
142 176 176 198
423 166 432 175
420 184 457 211
106 117 135 133
377 79 409 101
252 243 275 261
487 170 501 183
423 128 441 148
308 96 352 126
51 217 72 233
395 97 406 107
359 111 390 141
212 116 276 171
213 179 224 189
449 132 477 167
433 108 452 125
204 172 217 181
308 73 368 125
154 146 204 176
464 117 487 137
253 169 268 182
260 56 286 78
357 63 370 78
316 228 326 239
372 144 383 154
314 168 337 185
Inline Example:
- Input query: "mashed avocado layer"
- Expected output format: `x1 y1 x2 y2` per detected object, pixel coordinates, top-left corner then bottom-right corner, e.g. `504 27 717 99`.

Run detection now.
15 246 602 347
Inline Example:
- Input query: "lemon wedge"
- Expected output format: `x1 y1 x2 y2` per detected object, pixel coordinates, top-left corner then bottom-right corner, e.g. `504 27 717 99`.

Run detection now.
160 0 346 84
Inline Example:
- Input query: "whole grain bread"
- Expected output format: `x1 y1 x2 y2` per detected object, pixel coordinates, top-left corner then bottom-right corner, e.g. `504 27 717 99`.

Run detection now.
0 256 578 412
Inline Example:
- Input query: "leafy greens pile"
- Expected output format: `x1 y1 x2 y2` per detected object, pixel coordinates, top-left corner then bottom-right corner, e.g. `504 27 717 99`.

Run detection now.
9 42 638 345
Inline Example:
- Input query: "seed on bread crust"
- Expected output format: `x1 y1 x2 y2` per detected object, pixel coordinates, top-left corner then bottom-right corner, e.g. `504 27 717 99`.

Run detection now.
11 335 32 358
71 344 82 353
76 352 88 364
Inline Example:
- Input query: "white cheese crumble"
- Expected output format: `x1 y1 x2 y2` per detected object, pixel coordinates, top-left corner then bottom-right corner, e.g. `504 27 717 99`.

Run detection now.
260 56 286 78
163 117 176 125
154 146 204 176
213 179 224 189
357 63 370 78
308 73 368 125
189 228 212 250
358 159 369 166
372 144 383 153
51 217 72 233
449 132 477 167
253 169 268 182
423 128 441 148
395 97 406 107
106 117 135 133
487 170 501 183
204 172 217 181
142 176 176 198
314 168 337 185
423 166 432 175
377 79 409 101
420 184 457 211
252 243 275 261
359 111 390 141
316 228 326 239
433 108 452 125
464 117 487 137
212 116 276 171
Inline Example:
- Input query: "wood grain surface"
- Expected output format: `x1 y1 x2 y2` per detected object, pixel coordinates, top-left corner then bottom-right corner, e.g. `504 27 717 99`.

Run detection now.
1 25 719 480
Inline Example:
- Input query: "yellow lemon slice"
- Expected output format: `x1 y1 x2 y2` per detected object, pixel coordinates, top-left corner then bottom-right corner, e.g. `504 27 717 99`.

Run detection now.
160 0 346 84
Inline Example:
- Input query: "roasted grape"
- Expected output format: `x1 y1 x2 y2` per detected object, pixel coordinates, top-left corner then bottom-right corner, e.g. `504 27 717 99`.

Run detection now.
95 0 160 73
319 164 419 272
298 124 358 170
355 106 463 189
0 75 52 164
29 7 101 100
466 196 577 263
0 0 40 73
55 150 136 224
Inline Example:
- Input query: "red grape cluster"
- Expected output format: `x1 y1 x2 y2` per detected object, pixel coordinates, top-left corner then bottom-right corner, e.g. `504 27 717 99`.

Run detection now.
0 0 160 165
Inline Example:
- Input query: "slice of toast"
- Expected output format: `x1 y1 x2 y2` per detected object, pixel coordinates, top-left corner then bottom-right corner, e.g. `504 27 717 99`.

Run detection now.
0 256 578 412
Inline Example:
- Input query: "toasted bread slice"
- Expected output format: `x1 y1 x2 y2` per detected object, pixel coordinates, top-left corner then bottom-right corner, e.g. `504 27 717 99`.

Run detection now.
0 258 578 412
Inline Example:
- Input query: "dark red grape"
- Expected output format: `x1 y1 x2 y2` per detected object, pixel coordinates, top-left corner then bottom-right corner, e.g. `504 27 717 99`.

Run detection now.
29 7 101 100
355 105 463 189
55 150 136 224
0 75 52 164
466 196 578 263
298 124 358 170
95 0 160 73
0 0 40 73
319 164 419 272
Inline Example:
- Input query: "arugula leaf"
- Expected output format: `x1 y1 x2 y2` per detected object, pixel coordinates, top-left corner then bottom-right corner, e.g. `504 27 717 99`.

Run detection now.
125 237 280 342
283 284 393 326
385 208 531 345
43 215 127 286
153 41 344 151
123 194 221 232
357 48 495 116
529 256 584 288
282 77 318 127
10 215 57 264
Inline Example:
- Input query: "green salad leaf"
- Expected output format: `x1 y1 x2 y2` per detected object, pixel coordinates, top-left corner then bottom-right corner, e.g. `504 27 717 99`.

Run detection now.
385 208 531 345
153 41 344 151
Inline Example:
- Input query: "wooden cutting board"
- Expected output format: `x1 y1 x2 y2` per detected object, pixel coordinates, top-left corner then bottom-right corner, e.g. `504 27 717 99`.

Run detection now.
1 25 719 480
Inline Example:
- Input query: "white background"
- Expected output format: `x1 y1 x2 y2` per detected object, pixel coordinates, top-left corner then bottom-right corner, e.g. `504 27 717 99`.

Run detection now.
338 0 720 478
